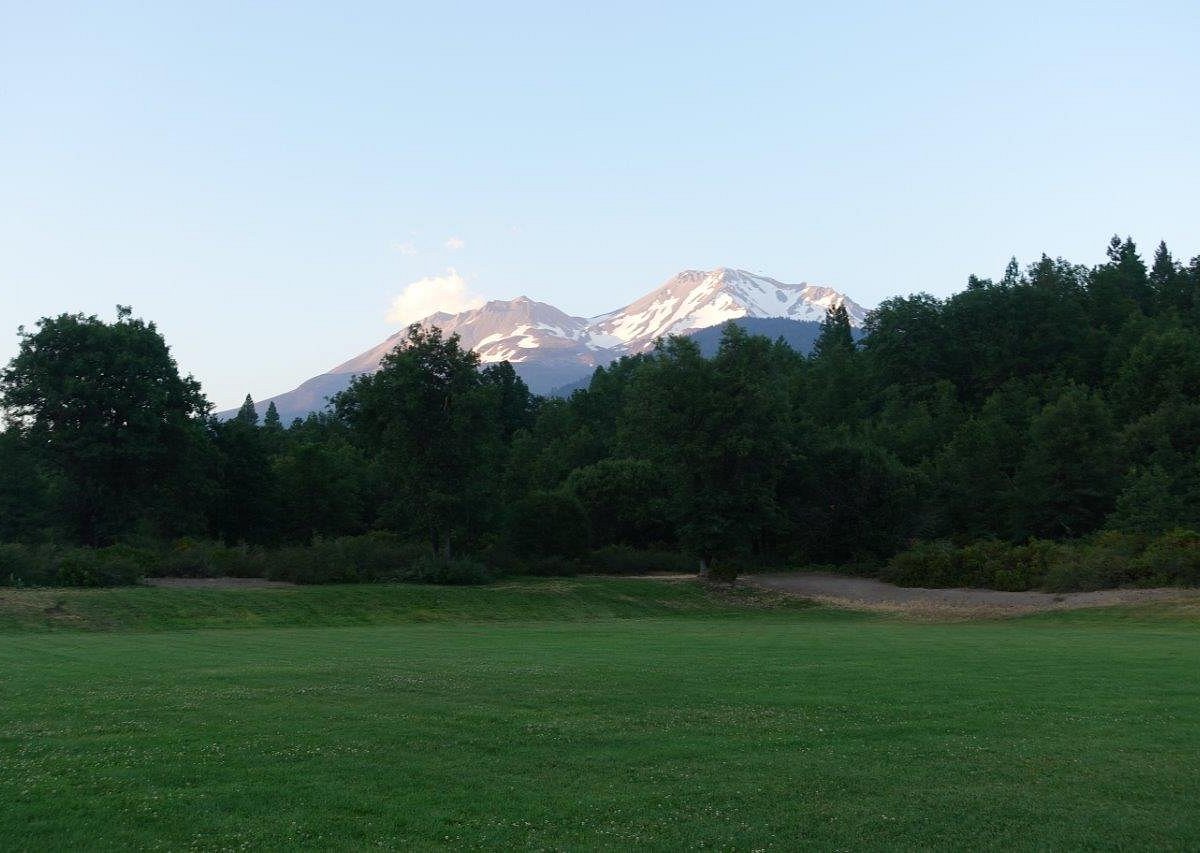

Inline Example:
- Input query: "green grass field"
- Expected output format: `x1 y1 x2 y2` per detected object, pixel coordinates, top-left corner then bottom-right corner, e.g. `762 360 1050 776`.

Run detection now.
2 579 1198 849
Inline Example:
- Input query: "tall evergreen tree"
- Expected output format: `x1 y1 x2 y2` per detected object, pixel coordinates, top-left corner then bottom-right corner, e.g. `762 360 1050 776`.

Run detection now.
235 394 259 426
263 401 282 431
812 305 855 360
1091 235 1150 321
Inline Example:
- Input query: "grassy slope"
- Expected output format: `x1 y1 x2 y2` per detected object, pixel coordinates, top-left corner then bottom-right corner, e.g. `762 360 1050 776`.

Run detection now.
1 580 1198 849
0 578 808 632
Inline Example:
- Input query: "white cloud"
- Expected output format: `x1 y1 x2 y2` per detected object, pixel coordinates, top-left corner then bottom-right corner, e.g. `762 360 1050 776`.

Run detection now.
390 240 419 256
386 269 484 325
444 236 466 250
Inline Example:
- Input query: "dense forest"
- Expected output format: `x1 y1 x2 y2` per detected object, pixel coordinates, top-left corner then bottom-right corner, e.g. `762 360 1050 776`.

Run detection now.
4 236 1200 590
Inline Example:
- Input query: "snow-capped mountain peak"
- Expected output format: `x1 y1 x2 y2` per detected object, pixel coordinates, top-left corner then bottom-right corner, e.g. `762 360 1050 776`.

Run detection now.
587 267 866 352
230 267 867 421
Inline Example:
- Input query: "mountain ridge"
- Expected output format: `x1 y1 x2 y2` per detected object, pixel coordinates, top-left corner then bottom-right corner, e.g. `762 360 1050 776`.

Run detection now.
222 268 867 422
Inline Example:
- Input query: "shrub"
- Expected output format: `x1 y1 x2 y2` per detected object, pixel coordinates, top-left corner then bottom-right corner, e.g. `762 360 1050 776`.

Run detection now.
991 540 1059 591
883 539 1058 591
262 535 435 584
1132 528 1200 586
45 545 148 587
506 491 590 558
0 543 51 586
881 530 1200 593
407 554 493 585
154 539 264 578
703 563 739 584
587 545 695 575
881 540 959 587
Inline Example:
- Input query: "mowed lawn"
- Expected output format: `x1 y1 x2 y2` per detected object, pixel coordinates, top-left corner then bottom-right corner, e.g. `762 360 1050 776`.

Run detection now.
1 580 1198 849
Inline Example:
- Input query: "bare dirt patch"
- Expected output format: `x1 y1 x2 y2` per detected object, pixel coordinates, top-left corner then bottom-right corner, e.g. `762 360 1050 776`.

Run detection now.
745 572 1200 618
142 577 296 589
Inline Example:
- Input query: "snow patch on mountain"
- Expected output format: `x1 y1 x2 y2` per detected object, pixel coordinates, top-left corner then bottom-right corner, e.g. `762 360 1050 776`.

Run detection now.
588 268 866 352
227 267 868 420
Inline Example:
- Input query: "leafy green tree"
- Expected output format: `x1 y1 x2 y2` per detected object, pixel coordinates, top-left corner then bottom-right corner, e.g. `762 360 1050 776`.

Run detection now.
335 325 501 557
480 361 535 439
1013 386 1121 538
1106 466 1190 534
940 257 1095 396
0 428 49 541
565 354 653 454
503 396 608 501
862 293 946 389
930 383 1038 539
1111 325 1200 420
870 381 962 466
273 439 366 542
782 440 917 563
619 326 791 576
505 490 590 558
211 394 277 544
0 307 211 543
564 458 673 548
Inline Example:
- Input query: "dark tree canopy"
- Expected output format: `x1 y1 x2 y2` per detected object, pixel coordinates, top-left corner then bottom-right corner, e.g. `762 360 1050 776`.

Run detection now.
4 235 1200 587
1 307 209 543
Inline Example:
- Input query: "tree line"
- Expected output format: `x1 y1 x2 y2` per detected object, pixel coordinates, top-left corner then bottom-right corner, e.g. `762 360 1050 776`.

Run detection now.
4 236 1200 588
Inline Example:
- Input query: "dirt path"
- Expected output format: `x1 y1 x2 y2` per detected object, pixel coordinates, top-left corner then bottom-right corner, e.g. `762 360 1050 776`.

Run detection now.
745 572 1200 617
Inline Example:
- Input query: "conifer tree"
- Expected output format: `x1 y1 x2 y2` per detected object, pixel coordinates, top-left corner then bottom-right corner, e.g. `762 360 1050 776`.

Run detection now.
1150 241 1186 314
812 305 855 360
235 394 259 426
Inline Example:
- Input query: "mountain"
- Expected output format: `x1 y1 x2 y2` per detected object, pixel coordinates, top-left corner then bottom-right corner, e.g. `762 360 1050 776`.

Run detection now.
687 315 867 358
589 268 867 352
224 268 866 422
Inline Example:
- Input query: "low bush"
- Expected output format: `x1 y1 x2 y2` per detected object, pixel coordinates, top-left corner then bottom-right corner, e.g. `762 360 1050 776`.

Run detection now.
703 563 739 584
587 545 695 575
0 543 50 586
0 543 152 588
262 534 436 584
0 534 484 588
881 529 1200 592
406 554 494 585
882 540 960 587
1132 528 1200 587
154 539 265 579
505 491 591 558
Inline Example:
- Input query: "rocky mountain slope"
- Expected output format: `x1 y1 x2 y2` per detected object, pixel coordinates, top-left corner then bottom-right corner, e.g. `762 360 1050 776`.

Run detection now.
224 268 866 422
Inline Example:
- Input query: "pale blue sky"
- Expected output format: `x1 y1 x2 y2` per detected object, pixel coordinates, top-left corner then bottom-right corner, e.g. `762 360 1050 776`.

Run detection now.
3 1 1198 409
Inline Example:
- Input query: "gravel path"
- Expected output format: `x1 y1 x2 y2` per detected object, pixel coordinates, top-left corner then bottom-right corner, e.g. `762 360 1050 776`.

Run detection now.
745 572 1199 616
